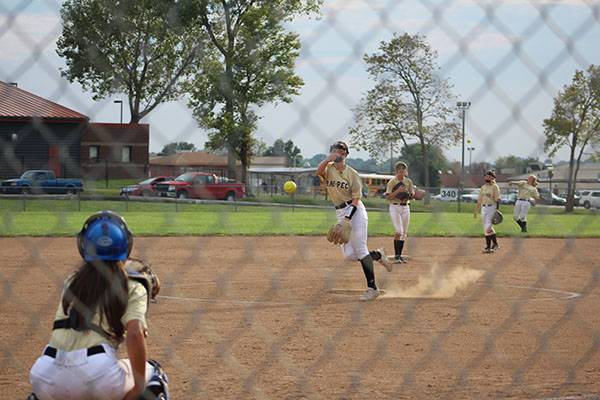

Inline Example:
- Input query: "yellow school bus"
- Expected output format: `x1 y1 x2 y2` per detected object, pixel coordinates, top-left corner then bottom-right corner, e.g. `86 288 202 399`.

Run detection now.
310 172 396 198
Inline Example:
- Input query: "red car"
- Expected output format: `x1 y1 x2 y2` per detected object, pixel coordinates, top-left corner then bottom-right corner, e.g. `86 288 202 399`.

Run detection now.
120 176 176 197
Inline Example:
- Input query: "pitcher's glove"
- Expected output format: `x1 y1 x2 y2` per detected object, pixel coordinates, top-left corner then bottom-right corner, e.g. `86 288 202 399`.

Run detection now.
327 219 352 244
492 210 503 225
124 257 161 299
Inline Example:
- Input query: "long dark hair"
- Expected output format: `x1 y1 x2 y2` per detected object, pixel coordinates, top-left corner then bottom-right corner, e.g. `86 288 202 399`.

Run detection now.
62 260 129 342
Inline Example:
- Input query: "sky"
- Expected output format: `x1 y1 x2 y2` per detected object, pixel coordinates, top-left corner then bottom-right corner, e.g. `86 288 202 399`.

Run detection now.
1 0 599 167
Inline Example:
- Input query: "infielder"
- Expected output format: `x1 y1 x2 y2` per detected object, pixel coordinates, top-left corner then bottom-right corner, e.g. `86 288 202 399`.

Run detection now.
28 211 169 400
317 141 392 302
473 170 502 253
509 175 539 232
385 161 414 264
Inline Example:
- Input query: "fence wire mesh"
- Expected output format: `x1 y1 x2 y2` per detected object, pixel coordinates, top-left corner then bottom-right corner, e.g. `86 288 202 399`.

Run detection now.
2 1 600 399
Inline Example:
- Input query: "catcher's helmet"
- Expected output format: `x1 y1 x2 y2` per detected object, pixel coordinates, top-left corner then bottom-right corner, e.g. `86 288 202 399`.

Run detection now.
492 210 503 225
77 210 133 261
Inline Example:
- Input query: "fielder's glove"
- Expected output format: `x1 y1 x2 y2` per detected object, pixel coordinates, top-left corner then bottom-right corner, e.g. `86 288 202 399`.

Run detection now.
124 257 161 300
492 210 503 225
327 219 352 244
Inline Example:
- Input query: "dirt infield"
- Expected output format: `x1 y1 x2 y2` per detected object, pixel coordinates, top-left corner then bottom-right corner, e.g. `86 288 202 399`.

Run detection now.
2 236 600 399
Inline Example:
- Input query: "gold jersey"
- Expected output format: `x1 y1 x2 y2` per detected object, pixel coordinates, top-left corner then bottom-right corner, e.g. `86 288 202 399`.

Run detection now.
49 274 148 351
515 180 539 200
319 162 362 206
478 183 501 206
386 176 415 204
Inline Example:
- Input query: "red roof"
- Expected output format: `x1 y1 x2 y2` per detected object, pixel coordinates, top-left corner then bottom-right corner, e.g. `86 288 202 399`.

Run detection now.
0 81 88 120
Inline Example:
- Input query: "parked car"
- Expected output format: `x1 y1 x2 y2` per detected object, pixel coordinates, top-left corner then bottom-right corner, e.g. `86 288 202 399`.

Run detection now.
557 193 580 206
120 176 176 197
500 192 517 205
156 172 246 200
537 188 566 206
0 170 83 195
579 190 600 209
461 188 480 203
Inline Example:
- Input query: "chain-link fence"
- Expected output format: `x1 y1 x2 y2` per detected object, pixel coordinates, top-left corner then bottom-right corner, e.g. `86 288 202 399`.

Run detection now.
2 1 600 399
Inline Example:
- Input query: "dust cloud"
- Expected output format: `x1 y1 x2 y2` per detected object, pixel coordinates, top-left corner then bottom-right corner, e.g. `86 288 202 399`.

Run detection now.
384 265 484 299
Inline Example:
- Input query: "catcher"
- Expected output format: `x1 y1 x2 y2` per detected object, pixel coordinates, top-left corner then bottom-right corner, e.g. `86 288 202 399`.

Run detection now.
317 141 392 302
473 170 502 253
385 161 414 264
28 210 168 400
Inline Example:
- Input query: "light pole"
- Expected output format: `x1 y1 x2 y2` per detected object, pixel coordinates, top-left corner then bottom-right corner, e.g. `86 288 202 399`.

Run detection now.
467 146 475 172
457 101 471 212
114 100 123 123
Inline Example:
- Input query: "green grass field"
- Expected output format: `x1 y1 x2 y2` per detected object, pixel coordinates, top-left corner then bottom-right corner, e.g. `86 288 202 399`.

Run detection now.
1 196 598 237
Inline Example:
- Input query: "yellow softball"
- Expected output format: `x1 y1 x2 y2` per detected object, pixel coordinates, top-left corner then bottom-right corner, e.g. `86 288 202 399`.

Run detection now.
284 181 297 194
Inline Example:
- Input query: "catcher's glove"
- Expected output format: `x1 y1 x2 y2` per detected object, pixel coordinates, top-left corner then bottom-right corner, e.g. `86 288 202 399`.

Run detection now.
124 257 161 300
327 219 352 244
392 182 411 201
492 210 503 225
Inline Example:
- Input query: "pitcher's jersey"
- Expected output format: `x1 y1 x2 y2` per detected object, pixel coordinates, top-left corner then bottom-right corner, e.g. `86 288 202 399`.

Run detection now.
319 162 362 206
515 180 539 200
49 273 148 351
478 183 501 206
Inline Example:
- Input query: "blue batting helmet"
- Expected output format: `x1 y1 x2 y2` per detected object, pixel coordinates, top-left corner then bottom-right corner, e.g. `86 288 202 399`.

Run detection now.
77 211 133 261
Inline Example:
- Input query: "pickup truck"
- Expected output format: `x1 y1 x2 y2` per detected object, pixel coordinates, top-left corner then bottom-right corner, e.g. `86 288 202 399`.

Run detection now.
0 170 84 195
155 172 245 200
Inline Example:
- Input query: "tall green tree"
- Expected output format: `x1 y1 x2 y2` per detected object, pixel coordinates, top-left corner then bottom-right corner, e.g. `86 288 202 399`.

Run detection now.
398 143 450 188
57 0 205 123
263 139 302 167
543 65 600 212
349 32 460 203
187 0 321 182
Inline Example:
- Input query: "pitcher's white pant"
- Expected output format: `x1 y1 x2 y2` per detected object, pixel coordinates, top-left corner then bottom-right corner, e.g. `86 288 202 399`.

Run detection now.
513 199 531 221
481 204 496 236
336 201 369 261
389 204 410 240
30 344 156 400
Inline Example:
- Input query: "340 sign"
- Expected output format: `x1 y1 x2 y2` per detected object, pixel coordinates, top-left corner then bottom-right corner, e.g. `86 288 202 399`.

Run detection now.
439 188 458 200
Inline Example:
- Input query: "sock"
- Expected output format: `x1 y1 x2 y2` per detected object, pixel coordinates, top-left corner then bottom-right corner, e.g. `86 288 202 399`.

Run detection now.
369 250 381 261
516 219 522 228
395 240 405 257
522 221 527 230
491 234 497 245
360 255 377 289
485 235 491 248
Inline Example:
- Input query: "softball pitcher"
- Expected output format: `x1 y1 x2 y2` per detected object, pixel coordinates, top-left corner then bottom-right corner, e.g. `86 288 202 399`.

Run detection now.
28 211 168 400
385 161 414 264
509 175 539 232
317 141 392 302
473 170 501 253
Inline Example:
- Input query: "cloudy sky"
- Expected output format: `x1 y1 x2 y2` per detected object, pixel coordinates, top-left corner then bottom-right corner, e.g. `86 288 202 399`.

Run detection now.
1 0 599 165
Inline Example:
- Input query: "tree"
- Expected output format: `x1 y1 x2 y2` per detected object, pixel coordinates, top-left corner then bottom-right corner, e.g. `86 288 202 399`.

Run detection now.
264 139 302 166
186 0 321 182
543 65 600 212
57 0 205 123
398 143 450 187
493 155 540 174
159 142 198 156
349 32 460 203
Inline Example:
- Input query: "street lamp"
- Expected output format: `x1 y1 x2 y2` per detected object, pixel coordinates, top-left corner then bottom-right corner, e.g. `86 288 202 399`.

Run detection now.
457 101 471 212
467 146 475 172
114 99 123 124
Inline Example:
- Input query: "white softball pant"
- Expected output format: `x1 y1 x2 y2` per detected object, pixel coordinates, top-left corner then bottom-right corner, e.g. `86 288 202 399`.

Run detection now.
389 204 410 240
513 199 531 221
481 204 496 236
30 344 156 400
336 201 369 261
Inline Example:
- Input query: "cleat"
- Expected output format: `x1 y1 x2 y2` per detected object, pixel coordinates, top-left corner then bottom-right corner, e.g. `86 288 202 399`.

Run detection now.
359 287 380 302
491 244 499 252
393 256 407 264
482 247 491 253
377 248 393 272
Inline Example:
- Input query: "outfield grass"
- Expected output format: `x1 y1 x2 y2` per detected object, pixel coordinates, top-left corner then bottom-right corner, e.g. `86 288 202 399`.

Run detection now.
1 197 598 237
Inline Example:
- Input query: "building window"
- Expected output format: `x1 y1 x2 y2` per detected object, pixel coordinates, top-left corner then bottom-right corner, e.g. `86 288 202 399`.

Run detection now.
122 146 132 162
89 145 99 160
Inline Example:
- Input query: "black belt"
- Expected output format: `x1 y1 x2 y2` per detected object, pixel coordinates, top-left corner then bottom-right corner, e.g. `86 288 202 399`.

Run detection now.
43 345 105 358
517 199 529 201
392 202 409 206
334 200 352 210
482 204 495 207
